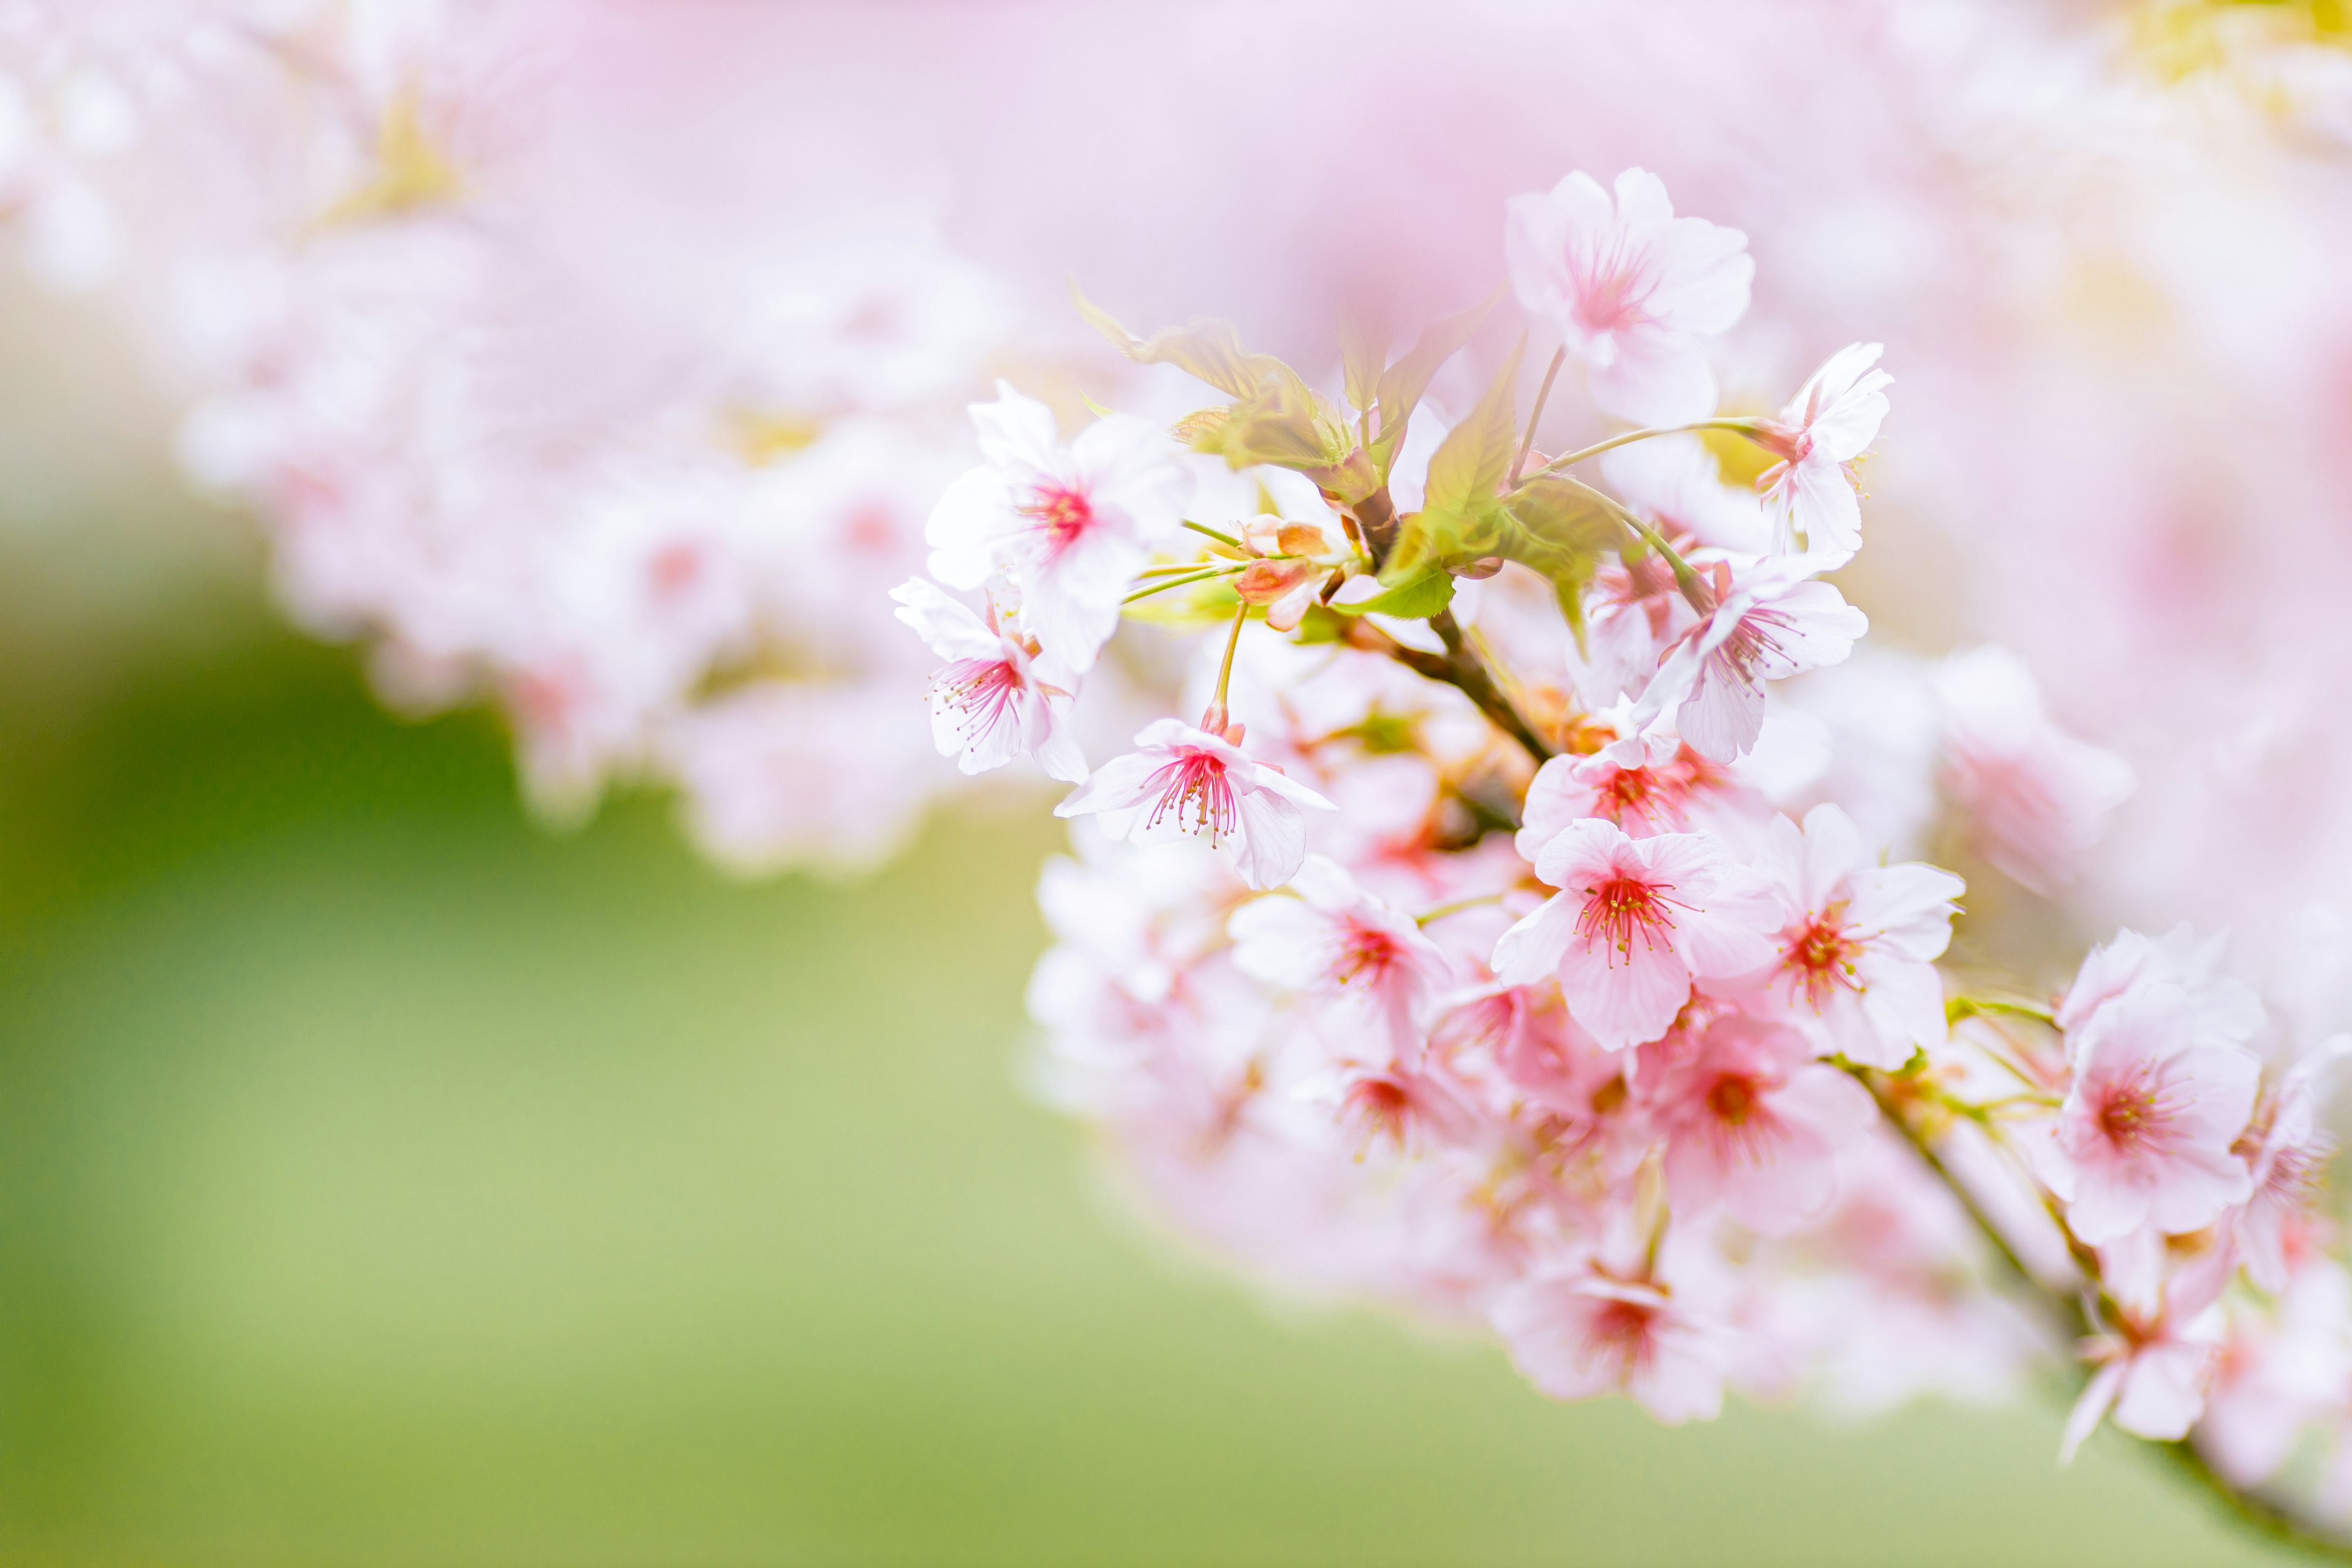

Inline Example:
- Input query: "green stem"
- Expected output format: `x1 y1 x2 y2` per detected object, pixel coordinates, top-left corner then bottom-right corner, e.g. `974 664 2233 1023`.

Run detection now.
1181 519 1243 548
1204 601 1248 727
1514 417 1762 486
1123 567 1238 605
1511 348 1567 485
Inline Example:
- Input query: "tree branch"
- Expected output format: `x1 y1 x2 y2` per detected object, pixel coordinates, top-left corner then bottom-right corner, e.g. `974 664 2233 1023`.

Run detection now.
1854 1064 2352 1562
1342 610 1553 764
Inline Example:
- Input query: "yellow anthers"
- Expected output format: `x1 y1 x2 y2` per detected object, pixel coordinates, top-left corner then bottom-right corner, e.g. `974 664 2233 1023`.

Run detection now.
723 409 826 464
321 89 464 227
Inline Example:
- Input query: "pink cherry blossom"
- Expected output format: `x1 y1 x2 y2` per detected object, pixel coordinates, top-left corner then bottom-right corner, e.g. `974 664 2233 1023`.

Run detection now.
1750 805 1964 1069
2055 925 2264 1046
891 578 1087 783
1504 167 1752 425
927 383 1186 671
1643 1011 1877 1234
1054 718 1335 891
2034 979 2261 1246
2062 1235 2233 1460
1516 730 1743 848
1493 819 1780 1052
2230 1039 2347 1294
1491 1257 1731 1423
1642 558 1869 762
1934 647 2135 895
1752 344 1892 556
1227 853 1455 1065
2201 1261 2352 1488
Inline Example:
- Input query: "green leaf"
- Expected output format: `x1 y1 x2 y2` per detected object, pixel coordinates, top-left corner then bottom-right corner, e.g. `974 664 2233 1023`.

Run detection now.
1333 568 1455 620
1420 334 1524 524
1292 602 1351 644
1497 475 1624 657
1368 285 1504 475
1338 315 1389 415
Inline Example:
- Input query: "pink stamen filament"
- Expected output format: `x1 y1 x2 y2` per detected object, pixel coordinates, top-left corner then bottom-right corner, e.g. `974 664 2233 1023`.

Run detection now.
1574 875 1689 964
1142 750 1239 843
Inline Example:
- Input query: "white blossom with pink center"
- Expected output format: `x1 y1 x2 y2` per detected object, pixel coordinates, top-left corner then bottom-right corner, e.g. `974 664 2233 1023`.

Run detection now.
2034 978 2261 1246
1641 557 1869 763
1490 1245 1733 1423
1494 818 1780 1052
1748 804 1964 1069
890 578 1088 783
1054 718 1335 892
1517 729 1751 846
927 383 1186 673
1752 343 1892 557
1227 853 1455 1067
1504 167 1752 426
1934 646 2137 895
1642 1011 1877 1234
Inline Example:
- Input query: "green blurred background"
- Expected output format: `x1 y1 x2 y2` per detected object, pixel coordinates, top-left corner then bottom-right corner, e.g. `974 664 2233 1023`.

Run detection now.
0 284 2291 1564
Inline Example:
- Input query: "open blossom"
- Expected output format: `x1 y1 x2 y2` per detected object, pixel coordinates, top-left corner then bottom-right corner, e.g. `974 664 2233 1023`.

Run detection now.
2055 926 2264 1046
1504 167 1752 425
1494 819 1779 1051
1491 1251 1731 1423
2064 1292 2228 1459
1753 344 1892 556
1517 729 1741 845
2201 1261 2352 1488
1643 559 1869 762
1054 718 1334 891
1227 854 1453 1064
1750 805 1963 1069
1934 646 2135 894
891 579 1088 782
2231 1040 2347 1293
927 383 1186 670
2035 979 2261 1246
1644 1011 1877 1234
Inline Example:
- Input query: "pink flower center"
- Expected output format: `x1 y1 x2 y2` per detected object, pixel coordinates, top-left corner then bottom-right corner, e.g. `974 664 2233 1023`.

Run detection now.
1021 481 1096 558
1575 874 1684 963
2089 1065 2181 1157
1714 608 1794 684
1570 234 1658 338
1706 1073 1758 1126
1142 748 1239 843
1580 1294 1661 1381
934 657 1023 743
1345 1076 1413 1152
1332 922 1400 987
1783 912 1863 1010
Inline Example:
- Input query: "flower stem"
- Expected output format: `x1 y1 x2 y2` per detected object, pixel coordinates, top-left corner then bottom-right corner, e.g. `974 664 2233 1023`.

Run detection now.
1514 417 1762 486
1512 348 1567 485
1201 600 1249 731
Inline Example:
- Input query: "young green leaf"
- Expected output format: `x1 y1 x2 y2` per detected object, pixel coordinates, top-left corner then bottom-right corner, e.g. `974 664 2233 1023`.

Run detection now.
1420 334 1525 525
1368 285 1504 473
1331 568 1456 620
1339 315 1390 415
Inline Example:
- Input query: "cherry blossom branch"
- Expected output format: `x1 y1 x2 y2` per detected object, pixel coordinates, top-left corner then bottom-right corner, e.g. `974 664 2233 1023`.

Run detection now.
1856 1063 2352 1563
1339 612 1555 766
2152 1440 2352 1565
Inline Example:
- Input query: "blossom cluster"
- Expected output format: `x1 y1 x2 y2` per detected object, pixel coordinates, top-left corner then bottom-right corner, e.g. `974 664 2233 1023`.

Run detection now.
2 0 1060 873
898 169 2352 1507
